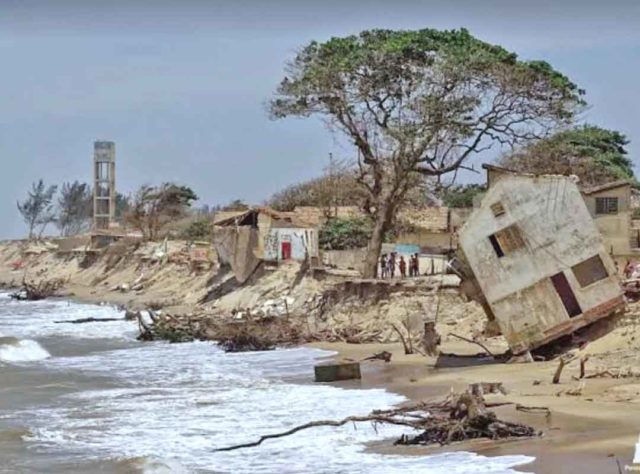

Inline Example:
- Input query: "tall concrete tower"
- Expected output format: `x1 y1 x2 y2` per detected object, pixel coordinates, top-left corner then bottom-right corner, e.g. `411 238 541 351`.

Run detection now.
93 141 116 230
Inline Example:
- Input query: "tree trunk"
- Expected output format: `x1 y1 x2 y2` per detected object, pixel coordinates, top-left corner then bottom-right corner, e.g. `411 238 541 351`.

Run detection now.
362 203 393 279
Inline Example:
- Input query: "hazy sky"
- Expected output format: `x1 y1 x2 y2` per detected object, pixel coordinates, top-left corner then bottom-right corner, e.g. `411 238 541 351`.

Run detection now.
1 0 638 239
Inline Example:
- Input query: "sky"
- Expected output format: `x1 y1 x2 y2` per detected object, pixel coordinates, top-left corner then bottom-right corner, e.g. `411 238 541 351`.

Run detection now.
1 0 639 239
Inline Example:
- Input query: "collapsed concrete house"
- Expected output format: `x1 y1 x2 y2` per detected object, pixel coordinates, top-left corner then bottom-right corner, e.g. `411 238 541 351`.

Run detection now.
484 164 640 268
458 173 625 354
213 208 319 283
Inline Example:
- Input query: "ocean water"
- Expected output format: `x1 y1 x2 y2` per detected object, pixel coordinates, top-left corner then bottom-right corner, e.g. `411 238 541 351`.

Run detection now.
0 293 534 473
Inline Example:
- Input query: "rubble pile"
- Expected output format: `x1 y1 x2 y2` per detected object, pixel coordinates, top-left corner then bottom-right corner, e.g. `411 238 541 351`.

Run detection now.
136 310 308 351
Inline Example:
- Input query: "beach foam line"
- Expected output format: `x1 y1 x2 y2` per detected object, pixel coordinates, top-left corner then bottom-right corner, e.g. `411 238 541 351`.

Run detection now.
0 337 51 362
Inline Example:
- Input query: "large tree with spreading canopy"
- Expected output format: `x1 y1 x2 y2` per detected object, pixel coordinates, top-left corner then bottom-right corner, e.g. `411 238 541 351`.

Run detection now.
498 125 634 187
270 28 585 277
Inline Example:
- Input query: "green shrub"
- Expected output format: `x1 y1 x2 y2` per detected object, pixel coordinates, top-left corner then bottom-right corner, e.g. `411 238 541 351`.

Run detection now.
442 184 485 208
180 219 212 241
319 217 372 250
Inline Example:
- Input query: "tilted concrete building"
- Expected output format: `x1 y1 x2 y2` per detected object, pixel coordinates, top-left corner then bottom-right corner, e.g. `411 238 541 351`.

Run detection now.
483 164 640 268
458 173 625 354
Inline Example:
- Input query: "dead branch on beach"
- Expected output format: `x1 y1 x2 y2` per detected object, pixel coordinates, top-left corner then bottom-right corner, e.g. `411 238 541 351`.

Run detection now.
214 387 539 452
448 332 497 358
391 323 413 354
583 367 640 379
54 317 123 324
515 404 551 415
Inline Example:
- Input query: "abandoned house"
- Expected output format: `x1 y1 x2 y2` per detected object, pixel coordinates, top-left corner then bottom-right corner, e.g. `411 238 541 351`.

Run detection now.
263 220 318 261
213 207 319 282
458 173 625 354
483 164 640 267
581 180 636 258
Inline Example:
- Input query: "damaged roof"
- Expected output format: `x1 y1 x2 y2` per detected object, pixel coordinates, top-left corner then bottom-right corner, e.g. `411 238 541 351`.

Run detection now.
214 207 312 228
581 179 632 195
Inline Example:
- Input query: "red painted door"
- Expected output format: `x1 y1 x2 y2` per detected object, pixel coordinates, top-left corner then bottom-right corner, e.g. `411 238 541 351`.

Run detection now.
281 241 292 260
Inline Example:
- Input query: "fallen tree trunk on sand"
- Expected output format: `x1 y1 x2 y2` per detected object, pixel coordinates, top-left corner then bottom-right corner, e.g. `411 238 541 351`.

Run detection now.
10 278 65 301
54 317 122 324
215 387 539 452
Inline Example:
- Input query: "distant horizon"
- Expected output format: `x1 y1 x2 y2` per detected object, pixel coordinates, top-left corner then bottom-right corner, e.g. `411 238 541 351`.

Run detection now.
2 0 638 239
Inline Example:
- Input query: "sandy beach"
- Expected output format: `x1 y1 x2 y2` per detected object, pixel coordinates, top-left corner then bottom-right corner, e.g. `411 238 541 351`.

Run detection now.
312 340 640 473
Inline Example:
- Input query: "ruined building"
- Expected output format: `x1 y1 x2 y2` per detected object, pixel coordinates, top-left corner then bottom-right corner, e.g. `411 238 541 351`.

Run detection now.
581 179 635 258
483 164 640 267
458 173 625 354
93 141 116 230
213 208 319 283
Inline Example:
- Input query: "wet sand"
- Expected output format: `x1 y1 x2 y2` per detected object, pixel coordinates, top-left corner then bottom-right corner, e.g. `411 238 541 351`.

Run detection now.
310 341 640 474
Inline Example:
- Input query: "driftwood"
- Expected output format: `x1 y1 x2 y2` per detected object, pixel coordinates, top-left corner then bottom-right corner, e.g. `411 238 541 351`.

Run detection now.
448 333 497 358
552 355 580 384
580 356 589 379
516 404 551 415
552 358 566 384
361 351 392 363
391 323 413 354
584 367 640 379
54 317 122 324
215 387 538 452
10 278 65 301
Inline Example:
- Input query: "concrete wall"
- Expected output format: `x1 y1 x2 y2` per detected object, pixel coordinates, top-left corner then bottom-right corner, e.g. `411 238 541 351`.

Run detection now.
55 235 90 252
583 185 632 256
213 226 261 283
396 230 453 250
264 228 319 261
322 248 367 271
460 175 623 352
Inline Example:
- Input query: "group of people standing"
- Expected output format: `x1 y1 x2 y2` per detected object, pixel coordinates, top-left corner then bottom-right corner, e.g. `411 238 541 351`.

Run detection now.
379 252 420 279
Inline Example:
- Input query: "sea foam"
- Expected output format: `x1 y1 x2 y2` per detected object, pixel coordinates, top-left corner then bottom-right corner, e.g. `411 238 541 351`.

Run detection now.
0 338 50 362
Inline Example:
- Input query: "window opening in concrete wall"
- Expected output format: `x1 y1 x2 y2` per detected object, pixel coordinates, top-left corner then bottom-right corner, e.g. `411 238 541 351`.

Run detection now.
595 197 618 215
572 254 609 287
489 224 525 258
498 225 525 252
488 234 504 257
491 202 506 217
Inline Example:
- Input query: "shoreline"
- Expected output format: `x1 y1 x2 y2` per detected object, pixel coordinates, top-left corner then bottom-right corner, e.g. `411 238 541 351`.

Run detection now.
311 341 640 474
2 240 640 473
3 281 638 473
2 285 637 473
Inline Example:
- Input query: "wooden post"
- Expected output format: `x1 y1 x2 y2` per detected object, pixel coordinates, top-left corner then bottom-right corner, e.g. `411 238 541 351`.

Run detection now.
552 358 565 384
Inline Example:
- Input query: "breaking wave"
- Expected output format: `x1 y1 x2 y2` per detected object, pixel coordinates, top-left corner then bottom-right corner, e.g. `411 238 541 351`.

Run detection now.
0 337 51 362
115 456 189 474
0 292 534 473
